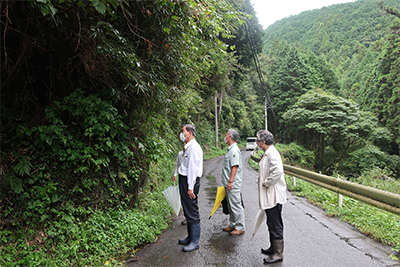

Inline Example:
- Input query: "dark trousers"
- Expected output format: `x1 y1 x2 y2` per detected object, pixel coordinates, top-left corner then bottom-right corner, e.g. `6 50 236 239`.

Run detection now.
265 204 283 240
179 174 200 224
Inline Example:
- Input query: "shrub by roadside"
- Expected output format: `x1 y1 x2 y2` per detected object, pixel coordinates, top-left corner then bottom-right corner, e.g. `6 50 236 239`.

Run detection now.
0 157 175 266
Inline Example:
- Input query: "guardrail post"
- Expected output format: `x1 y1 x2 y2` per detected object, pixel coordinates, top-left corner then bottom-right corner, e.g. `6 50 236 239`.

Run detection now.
338 194 343 208
337 175 343 208
293 176 296 187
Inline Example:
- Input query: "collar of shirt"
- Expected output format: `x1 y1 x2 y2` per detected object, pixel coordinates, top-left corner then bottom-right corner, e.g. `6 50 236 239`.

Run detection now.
184 138 195 150
262 145 273 158
227 142 237 152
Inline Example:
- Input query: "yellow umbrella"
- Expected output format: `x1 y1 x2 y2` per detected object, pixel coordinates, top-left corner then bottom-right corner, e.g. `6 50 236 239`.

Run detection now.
209 186 226 219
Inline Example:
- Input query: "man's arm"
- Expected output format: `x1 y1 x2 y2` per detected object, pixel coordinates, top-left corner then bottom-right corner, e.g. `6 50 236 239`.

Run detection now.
187 146 202 199
263 153 284 187
227 165 238 191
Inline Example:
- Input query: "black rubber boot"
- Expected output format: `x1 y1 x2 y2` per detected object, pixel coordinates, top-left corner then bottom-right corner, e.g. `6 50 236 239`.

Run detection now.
263 239 283 264
261 236 274 255
178 223 191 245
182 222 200 252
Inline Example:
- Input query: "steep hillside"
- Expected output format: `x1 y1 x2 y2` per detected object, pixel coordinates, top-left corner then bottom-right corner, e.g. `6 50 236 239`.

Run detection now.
259 0 400 157
263 0 400 58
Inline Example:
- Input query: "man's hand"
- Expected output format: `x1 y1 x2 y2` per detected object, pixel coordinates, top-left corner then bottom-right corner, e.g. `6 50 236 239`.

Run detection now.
172 175 176 182
227 182 233 192
188 189 196 199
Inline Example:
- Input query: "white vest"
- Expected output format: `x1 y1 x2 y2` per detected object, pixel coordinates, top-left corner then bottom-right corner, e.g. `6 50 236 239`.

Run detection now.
258 145 287 209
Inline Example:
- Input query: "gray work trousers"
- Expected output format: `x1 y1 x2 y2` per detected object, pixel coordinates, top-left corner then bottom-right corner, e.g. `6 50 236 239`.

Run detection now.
225 187 245 231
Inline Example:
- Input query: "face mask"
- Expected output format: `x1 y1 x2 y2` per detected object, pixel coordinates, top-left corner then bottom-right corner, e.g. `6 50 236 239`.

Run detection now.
179 132 186 142
224 136 228 144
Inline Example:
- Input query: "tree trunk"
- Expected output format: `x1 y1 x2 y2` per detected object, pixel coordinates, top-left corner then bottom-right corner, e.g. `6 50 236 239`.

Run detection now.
218 91 223 119
215 95 219 148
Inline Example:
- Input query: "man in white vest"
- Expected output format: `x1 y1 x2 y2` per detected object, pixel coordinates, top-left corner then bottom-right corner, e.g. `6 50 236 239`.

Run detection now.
256 129 287 264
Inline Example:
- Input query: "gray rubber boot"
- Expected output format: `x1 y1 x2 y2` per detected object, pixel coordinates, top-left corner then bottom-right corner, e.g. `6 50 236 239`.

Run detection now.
263 239 283 264
182 222 200 252
178 223 191 245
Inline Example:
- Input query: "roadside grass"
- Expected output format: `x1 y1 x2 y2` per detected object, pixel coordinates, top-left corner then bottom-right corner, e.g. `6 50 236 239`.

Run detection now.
203 140 247 160
0 157 175 267
1 197 172 267
285 176 400 259
248 146 400 260
203 145 226 160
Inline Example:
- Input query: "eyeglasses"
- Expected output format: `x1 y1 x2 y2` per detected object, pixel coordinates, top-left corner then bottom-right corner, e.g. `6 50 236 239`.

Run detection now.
256 140 262 143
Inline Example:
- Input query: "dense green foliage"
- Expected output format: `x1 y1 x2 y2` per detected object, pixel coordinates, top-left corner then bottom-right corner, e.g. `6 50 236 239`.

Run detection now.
282 89 399 175
1 0 399 264
264 42 341 132
0 156 175 266
366 18 400 148
264 0 399 64
261 0 400 176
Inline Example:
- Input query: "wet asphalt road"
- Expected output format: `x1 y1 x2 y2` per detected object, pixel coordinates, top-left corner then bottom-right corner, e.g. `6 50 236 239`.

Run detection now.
128 150 399 267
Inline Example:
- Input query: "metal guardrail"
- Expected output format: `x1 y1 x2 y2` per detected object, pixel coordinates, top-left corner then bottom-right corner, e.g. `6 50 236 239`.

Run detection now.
250 152 400 216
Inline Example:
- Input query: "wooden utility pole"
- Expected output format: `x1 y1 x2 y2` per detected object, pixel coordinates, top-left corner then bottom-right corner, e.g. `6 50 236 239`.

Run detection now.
244 21 273 132
265 97 268 131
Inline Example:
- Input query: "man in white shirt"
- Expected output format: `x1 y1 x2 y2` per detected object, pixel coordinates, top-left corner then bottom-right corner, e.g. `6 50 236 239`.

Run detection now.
177 124 203 252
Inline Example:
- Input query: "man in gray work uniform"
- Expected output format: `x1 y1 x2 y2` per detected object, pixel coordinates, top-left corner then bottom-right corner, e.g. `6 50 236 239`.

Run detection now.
221 128 245 235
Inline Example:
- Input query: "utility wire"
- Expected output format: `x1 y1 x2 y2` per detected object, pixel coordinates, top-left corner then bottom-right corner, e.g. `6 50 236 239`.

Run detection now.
244 22 275 118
